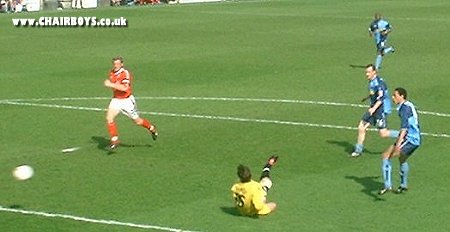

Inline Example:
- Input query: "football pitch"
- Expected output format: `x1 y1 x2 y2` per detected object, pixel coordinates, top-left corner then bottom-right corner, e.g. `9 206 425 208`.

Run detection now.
1 0 450 231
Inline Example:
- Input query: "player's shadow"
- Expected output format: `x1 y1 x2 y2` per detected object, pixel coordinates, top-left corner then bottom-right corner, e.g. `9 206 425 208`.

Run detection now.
220 206 240 216
8 204 23 209
219 206 258 219
90 136 152 155
326 140 380 155
326 140 354 154
349 64 366 69
91 136 110 150
345 175 385 201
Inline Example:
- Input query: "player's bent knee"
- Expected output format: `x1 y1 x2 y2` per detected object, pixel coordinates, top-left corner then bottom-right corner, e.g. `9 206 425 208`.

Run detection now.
134 117 143 125
106 116 114 123
357 121 368 131
260 177 273 190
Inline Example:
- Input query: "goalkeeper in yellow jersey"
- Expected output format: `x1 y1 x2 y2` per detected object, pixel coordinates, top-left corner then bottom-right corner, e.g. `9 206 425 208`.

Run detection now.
231 155 278 216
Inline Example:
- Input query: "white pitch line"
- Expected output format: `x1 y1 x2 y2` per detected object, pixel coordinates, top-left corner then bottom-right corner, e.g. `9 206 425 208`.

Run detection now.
3 96 450 118
137 96 450 118
144 111 450 139
0 206 200 232
1 100 449 138
2 100 105 112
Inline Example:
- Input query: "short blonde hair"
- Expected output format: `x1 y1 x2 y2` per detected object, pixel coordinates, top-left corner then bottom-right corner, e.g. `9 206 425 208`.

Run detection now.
112 56 124 63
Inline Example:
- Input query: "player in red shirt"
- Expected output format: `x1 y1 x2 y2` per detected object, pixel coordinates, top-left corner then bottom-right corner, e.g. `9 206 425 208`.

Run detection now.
104 56 158 149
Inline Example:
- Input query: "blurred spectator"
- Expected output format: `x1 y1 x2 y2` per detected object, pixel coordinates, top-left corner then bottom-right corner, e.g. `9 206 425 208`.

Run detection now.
1 0 25 13
3 0 13 12
14 0 24 12
137 0 159 5
0 0 6 12
72 0 81 8
110 0 121 6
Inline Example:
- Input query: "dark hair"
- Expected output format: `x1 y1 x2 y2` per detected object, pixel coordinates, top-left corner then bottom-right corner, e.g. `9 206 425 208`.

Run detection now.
394 87 408 99
365 64 377 71
237 164 252 183
112 56 124 63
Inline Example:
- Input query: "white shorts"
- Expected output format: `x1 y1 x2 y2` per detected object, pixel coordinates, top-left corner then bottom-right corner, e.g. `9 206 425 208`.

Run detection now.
108 95 140 120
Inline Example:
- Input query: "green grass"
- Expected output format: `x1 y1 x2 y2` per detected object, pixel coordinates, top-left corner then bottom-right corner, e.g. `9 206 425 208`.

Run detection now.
1 0 450 231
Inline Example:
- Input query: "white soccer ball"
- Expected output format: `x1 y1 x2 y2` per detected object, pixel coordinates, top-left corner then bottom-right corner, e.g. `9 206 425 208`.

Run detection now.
13 165 34 180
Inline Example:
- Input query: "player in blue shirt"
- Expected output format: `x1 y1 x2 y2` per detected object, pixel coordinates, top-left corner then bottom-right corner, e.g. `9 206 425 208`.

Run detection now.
351 64 399 157
379 87 421 195
369 13 395 70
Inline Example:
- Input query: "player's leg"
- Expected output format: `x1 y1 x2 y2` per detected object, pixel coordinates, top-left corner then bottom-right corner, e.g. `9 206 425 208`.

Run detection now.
256 193 277 216
133 117 158 140
379 128 399 139
126 96 158 140
384 46 394 54
376 114 389 139
351 117 371 157
397 142 418 193
375 42 384 69
259 156 278 193
259 156 278 214
265 202 277 214
383 39 395 55
390 129 399 138
375 112 399 139
379 145 395 194
398 154 409 193
377 115 398 139
106 104 121 149
259 156 278 215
